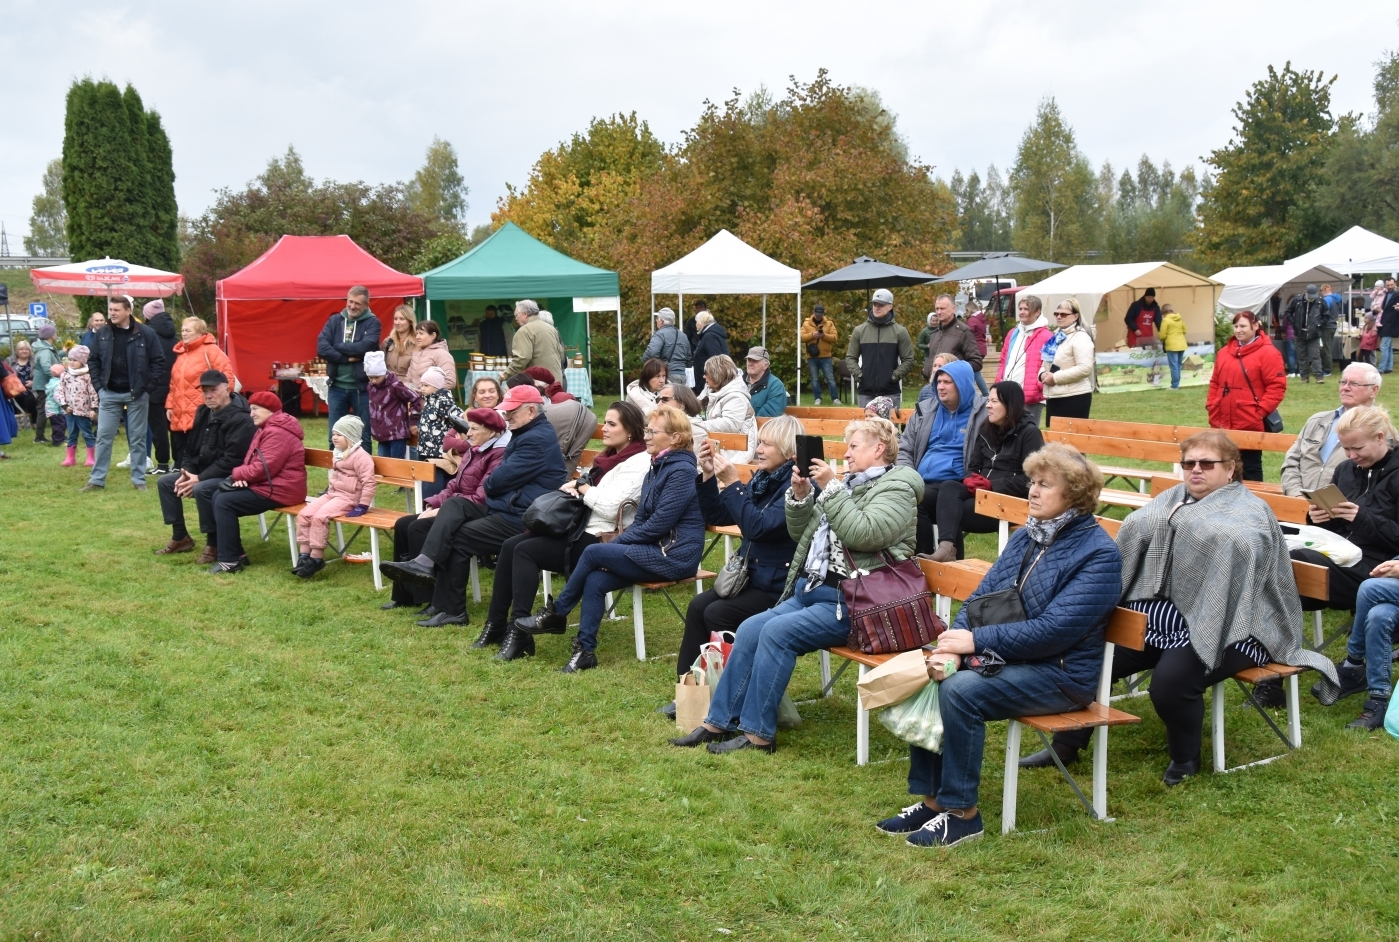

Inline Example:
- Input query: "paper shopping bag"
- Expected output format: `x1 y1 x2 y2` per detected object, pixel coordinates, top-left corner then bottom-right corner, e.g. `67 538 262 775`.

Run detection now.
676 674 712 732
856 649 932 712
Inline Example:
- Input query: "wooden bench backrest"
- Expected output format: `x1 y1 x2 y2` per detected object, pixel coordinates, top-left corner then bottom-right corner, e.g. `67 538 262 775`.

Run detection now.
304 448 436 485
578 449 599 469
1045 430 1183 466
1050 417 1297 452
708 431 750 452
1147 475 1309 524
915 557 1146 651
785 406 866 421
973 487 1326 601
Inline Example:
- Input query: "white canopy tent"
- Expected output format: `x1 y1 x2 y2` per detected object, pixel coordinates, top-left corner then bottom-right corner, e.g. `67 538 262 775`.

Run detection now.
1016 262 1222 351
572 296 624 396
1286 226 1399 276
1213 262 1348 315
650 229 803 397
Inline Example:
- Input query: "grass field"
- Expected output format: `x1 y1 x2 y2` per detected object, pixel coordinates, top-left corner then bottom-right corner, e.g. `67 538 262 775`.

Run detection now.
2 379 1398 940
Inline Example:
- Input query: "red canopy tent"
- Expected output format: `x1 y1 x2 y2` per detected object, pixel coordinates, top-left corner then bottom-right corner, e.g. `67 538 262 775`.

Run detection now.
215 235 424 393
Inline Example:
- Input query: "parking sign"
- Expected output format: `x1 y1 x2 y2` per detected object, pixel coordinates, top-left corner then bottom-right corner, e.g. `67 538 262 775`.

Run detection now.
29 302 48 319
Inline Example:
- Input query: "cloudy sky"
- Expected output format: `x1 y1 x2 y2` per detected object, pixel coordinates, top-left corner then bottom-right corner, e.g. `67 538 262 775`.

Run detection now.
1 0 1395 249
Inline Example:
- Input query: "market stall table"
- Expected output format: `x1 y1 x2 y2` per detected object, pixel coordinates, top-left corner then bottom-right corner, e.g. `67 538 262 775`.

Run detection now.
463 368 593 408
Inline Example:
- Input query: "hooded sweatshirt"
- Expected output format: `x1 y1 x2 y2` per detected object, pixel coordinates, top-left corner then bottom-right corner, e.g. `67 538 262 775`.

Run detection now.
917 360 979 482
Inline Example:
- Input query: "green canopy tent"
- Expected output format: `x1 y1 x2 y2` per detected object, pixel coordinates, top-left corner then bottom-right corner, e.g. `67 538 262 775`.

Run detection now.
420 222 621 396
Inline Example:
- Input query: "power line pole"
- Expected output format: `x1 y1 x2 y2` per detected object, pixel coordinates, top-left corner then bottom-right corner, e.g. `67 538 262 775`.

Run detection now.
0 222 10 257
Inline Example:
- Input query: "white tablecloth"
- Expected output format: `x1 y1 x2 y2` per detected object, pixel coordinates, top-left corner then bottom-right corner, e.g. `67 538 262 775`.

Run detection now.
303 375 330 403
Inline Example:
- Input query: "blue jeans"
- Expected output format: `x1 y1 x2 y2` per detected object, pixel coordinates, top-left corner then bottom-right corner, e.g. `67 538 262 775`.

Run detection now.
377 439 407 459
1284 340 1297 373
553 542 670 652
1348 578 1399 698
1165 350 1184 388
89 390 149 487
908 663 1086 810
66 414 96 448
326 385 372 450
705 578 850 742
807 357 839 402
972 369 988 396
1381 336 1395 374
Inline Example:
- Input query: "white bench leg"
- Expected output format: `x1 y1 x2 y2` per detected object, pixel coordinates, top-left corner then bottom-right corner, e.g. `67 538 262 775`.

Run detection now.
820 650 832 696
370 529 384 591
632 585 647 661
1002 720 1022 834
695 575 704 594
286 515 299 566
334 522 346 554
1312 610 1324 647
258 512 270 540
998 520 1008 553
542 571 552 602
724 535 733 563
469 556 481 603
605 591 619 620
1212 682 1226 773
1091 725 1108 820
856 664 870 766
1286 674 1302 748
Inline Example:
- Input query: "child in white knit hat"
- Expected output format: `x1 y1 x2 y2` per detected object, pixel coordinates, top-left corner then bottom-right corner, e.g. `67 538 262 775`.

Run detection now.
294 415 377 578
365 349 421 459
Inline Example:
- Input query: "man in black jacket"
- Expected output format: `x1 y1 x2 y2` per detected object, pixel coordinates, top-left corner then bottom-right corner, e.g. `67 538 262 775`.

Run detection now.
153 370 256 564
690 311 730 394
1379 277 1399 374
83 296 169 492
380 383 567 628
143 299 180 472
844 288 916 406
316 286 381 451
1287 284 1328 383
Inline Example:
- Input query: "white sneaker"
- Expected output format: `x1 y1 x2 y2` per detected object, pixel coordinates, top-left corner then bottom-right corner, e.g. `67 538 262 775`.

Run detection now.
812 399 822 406
116 457 131 469
146 458 158 473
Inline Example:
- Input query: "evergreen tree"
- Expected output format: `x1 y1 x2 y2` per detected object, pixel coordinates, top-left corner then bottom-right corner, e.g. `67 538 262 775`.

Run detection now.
25 159 67 257
146 111 180 271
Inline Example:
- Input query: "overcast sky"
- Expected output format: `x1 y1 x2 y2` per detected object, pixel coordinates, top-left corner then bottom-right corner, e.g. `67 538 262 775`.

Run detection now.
1 0 1396 249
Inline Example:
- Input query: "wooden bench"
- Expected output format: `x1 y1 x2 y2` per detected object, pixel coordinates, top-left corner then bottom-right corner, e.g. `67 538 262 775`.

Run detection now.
973 489 1330 774
1050 417 1297 453
624 570 718 661
784 406 867 422
1044 429 1183 493
827 558 1145 833
259 449 438 591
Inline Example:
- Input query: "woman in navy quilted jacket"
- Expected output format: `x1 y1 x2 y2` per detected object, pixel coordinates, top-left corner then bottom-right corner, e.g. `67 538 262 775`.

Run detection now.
873 443 1122 848
515 405 705 673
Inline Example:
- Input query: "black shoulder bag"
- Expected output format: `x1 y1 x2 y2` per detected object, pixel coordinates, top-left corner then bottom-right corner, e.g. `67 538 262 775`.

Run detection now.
1237 352 1284 434
961 541 1045 629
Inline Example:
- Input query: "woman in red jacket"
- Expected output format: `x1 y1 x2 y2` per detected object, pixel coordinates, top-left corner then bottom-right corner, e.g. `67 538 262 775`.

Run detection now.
209 391 308 573
1206 310 1287 482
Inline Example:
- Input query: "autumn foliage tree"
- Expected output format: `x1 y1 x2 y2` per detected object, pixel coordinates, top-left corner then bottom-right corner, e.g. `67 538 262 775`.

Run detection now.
495 72 957 387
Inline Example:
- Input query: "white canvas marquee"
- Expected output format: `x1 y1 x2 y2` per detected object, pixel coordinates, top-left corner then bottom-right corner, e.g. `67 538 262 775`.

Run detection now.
1286 226 1399 276
1213 262 1348 316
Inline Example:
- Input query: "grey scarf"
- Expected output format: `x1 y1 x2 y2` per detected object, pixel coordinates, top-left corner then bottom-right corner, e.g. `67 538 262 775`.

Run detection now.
1023 508 1080 546
802 464 890 589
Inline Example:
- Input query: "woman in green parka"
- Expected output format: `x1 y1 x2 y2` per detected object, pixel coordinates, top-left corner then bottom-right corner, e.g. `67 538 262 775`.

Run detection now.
671 416 924 754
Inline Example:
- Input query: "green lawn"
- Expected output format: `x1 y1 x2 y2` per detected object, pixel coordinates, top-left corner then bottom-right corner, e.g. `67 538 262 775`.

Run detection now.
2 380 1398 940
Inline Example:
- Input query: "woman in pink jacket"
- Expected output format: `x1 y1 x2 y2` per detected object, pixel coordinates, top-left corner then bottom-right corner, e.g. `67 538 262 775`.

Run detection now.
996 295 1053 427
295 415 377 578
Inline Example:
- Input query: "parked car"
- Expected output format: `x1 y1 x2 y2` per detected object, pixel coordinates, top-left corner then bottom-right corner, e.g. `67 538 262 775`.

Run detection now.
0 315 38 348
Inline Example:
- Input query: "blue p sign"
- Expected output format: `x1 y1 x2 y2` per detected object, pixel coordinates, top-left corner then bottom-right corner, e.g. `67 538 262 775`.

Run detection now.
29 302 47 318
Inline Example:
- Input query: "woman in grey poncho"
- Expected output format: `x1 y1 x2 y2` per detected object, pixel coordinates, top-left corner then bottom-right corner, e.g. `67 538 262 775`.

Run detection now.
1021 430 1339 786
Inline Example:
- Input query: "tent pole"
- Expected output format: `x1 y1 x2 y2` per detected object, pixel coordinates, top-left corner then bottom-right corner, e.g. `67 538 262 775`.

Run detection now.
617 305 625 399
650 293 655 336
795 289 802 405
761 294 767 349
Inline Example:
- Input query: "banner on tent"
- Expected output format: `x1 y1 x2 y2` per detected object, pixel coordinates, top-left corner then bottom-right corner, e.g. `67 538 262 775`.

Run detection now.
573 296 620 313
1095 342 1215 393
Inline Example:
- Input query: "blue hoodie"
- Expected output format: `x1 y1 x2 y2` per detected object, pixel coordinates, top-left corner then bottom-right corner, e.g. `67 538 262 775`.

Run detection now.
917 360 977 482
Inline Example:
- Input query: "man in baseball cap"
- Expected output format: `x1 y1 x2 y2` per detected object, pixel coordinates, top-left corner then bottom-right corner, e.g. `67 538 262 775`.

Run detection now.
844 288 915 406
745 346 788 416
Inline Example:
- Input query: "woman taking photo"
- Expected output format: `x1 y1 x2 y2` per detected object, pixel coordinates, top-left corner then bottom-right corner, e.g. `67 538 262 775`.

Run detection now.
1023 432 1338 786
873 443 1121 846
627 358 669 414
488 401 650 660
514 406 704 673
468 376 502 410
1207 309 1287 481
661 414 804 718
1038 299 1096 424
167 316 235 468
381 304 418 381
672 417 923 755
925 380 1045 561
694 354 757 459
406 320 457 390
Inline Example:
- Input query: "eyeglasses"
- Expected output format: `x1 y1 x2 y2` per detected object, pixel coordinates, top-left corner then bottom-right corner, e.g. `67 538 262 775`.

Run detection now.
656 395 675 403
1339 380 1376 388
1054 311 1075 316
643 428 669 438
1181 459 1222 470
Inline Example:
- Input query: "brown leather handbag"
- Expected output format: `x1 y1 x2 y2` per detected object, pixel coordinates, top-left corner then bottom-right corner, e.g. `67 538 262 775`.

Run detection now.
841 549 946 655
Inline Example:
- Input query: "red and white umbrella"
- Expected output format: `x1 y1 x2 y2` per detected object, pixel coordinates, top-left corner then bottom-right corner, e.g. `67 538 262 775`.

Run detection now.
30 257 185 297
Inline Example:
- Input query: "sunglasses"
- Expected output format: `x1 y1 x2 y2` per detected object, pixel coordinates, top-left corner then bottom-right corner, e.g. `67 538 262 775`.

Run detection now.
656 395 675 403
1181 459 1222 470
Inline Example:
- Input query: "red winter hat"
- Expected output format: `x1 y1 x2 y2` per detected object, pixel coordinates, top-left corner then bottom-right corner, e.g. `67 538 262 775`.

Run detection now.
248 390 283 412
523 366 556 385
466 407 506 433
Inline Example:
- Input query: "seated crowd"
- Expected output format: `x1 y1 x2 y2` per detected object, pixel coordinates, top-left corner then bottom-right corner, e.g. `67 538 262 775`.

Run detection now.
144 323 1399 848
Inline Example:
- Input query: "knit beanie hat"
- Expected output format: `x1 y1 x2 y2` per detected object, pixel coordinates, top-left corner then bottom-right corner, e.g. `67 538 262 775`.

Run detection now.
466 407 506 433
363 350 387 377
248 390 283 412
523 366 556 385
38 323 57 340
864 396 896 421
143 299 165 318
333 415 364 443
419 366 449 390
67 344 91 365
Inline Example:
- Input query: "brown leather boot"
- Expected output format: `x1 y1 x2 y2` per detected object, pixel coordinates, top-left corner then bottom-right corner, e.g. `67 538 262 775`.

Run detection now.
155 536 196 555
197 545 218 564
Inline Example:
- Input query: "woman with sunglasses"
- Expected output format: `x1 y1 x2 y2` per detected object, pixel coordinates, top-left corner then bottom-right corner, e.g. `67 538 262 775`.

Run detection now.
1037 298 1096 426
1022 431 1337 787
873 443 1120 847
655 383 708 454
1207 309 1287 481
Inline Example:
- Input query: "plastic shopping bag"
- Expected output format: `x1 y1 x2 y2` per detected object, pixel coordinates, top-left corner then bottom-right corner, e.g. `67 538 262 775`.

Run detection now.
879 662 956 753
1284 525 1363 568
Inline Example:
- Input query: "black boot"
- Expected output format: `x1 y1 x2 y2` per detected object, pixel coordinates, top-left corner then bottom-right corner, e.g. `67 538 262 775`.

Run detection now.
471 620 507 649
561 636 598 673
292 552 311 573
516 602 567 635
1019 737 1082 769
494 626 535 661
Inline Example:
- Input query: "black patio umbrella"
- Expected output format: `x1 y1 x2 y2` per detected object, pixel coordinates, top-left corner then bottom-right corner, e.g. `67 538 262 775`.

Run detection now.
928 253 1064 283
802 256 939 297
